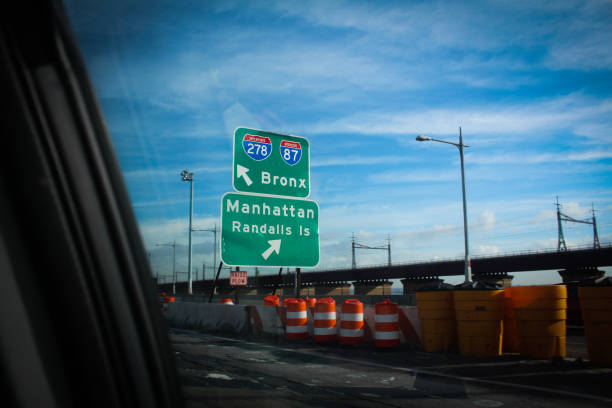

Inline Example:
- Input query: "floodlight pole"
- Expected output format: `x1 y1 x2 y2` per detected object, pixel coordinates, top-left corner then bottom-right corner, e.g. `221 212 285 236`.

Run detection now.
181 169 194 295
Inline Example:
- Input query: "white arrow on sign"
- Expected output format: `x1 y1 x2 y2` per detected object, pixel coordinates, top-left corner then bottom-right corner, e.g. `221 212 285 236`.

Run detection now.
261 239 281 260
236 164 253 186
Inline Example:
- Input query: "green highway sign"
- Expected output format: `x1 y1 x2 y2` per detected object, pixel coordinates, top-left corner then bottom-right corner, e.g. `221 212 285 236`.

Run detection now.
232 127 310 198
220 192 319 267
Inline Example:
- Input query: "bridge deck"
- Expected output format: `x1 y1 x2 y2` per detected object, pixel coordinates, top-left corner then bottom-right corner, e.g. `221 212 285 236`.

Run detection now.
159 246 612 290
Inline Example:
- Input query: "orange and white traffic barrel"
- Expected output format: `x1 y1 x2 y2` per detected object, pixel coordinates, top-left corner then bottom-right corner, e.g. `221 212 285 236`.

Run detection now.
286 298 308 340
314 298 337 342
264 295 280 306
339 299 364 345
219 297 234 305
375 299 400 347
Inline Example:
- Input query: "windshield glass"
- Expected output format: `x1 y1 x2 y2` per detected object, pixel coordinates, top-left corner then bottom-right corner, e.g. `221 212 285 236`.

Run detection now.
64 0 611 285
62 1 612 406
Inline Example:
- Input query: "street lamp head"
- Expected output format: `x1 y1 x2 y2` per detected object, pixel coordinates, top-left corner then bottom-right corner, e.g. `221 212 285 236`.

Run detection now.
181 169 194 182
416 135 431 142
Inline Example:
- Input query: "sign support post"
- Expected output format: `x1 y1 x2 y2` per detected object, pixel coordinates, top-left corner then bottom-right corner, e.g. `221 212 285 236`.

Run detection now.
234 266 240 305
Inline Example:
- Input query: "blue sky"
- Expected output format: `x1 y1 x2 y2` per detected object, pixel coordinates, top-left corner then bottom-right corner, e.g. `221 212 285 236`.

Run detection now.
64 0 612 285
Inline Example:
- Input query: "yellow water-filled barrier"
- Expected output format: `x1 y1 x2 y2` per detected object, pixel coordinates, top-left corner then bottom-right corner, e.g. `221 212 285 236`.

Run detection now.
579 286 612 365
502 287 519 352
511 285 567 358
416 291 456 352
453 290 504 357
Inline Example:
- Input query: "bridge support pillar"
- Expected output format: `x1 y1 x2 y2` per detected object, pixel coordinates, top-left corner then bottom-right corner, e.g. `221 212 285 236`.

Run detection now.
472 272 514 288
353 280 393 296
558 266 604 283
400 277 445 294
314 282 351 296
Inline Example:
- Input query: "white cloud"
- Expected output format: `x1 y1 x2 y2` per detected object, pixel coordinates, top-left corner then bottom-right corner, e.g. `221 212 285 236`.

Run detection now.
271 0 612 71
467 149 612 165
139 216 218 247
474 244 501 255
366 168 515 185
223 103 263 141
543 1 612 70
367 170 458 184
306 94 612 144
477 210 496 232
312 155 413 167
124 165 231 180
559 201 593 219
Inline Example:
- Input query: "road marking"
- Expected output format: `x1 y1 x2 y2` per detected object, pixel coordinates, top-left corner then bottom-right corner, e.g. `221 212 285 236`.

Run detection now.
190 331 612 404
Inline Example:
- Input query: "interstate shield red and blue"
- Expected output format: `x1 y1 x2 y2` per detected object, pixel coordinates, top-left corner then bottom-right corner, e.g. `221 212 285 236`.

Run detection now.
280 140 302 166
243 134 272 161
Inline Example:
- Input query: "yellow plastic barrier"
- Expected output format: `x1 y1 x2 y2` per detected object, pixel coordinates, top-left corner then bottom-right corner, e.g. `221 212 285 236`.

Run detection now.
416 291 456 352
453 290 504 357
579 286 612 365
511 285 566 358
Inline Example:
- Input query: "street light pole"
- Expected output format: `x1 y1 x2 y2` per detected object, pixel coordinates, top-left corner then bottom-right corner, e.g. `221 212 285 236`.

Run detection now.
416 127 472 283
181 169 194 295
458 127 471 283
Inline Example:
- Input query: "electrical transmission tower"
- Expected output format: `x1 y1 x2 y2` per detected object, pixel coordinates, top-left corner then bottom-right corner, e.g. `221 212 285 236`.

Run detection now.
556 197 600 251
351 233 391 269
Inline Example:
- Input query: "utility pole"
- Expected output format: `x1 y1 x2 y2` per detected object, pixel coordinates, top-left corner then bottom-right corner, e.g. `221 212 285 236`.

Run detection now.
352 233 392 268
556 197 567 251
592 204 601 249
192 223 218 280
387 235 391 267
556 198 600 250
351 233 356 269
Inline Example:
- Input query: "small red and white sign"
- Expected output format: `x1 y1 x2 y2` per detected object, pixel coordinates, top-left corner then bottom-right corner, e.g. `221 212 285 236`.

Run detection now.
230 270 248 286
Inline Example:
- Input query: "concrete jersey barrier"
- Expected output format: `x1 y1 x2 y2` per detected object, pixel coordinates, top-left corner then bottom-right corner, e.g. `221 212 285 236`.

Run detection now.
166 301 422 346
165 302 249 335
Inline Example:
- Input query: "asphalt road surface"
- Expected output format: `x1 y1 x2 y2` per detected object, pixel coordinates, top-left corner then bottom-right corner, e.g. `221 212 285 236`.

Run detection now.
170 329 612 408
